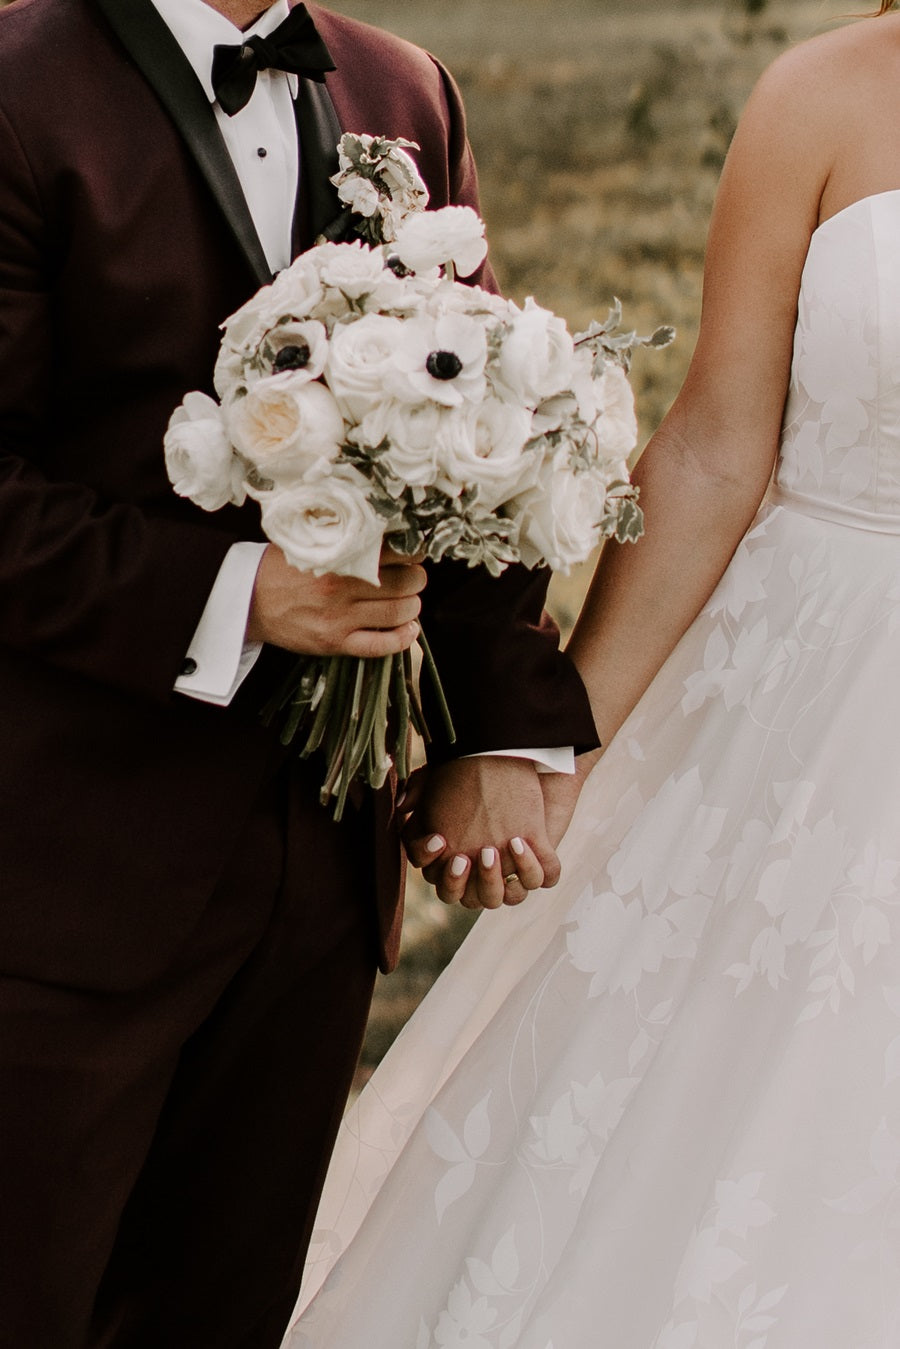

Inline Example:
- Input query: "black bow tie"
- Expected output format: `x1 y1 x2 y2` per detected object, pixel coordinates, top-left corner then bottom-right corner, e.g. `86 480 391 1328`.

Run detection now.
211 4 336 117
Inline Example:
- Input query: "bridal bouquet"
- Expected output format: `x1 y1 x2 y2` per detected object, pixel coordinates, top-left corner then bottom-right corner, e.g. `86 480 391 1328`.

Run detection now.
166 133 672 818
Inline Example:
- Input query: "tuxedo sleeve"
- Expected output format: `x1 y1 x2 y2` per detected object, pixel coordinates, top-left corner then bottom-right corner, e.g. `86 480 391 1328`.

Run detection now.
0 100 242 706
417 62 599 760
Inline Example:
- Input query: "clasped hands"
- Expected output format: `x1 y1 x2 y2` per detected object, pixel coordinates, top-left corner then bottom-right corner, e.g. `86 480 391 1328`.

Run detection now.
246 542 587 910
402 755 586 911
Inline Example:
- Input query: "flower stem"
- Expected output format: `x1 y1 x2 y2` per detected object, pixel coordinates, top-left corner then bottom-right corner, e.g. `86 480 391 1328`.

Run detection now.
416 625 457 746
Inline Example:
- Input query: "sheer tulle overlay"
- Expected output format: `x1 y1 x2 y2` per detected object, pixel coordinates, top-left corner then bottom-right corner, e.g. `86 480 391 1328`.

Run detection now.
284 194 900 1349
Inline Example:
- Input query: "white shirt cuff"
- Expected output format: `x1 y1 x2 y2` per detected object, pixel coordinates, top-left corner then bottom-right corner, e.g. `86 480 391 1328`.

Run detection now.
175 541 268 707
465 746 575 775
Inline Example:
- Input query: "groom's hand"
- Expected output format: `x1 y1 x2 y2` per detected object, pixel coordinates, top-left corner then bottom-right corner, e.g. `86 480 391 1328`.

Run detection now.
246 544 426 657
403 757 560 910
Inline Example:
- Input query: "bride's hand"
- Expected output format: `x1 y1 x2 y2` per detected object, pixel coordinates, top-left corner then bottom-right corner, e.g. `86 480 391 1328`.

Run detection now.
402 757 560 910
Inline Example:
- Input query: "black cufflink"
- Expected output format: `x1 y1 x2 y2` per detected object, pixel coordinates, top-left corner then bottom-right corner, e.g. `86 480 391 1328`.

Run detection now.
179 657 198 677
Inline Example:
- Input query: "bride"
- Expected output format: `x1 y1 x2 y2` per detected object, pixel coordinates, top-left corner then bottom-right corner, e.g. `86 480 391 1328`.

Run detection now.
285 6 900 1345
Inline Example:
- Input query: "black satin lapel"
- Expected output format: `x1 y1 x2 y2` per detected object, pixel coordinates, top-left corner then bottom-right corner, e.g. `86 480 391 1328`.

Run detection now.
292 78 345 254
92 0 272 287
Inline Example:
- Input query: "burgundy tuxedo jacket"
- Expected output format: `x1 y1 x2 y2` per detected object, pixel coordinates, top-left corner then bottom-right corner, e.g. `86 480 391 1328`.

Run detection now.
0 0 598 990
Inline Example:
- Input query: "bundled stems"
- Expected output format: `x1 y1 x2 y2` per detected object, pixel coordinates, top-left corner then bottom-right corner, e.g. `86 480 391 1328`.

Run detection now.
267 626 456 821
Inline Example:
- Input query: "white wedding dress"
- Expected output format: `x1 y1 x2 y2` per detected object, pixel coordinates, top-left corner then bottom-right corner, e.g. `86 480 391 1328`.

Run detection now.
284 192 900 1349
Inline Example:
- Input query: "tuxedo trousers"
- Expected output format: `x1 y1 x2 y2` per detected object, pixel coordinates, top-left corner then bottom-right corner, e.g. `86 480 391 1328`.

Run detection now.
0 755 380 1349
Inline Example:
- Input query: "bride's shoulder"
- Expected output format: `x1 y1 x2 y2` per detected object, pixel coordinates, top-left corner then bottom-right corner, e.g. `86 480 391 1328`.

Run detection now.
749 17 900 119
727 17 898 182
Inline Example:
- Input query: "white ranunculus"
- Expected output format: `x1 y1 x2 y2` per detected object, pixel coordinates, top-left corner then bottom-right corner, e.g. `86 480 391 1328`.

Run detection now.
388 312 488 408
226 376 345 484
393 206 488 278
312 240 390 300
510 454 609 572
441 399 539 510
427 281 515 325
593 361 639 459
493 298 577 408
325 314 406 422
256 468 383 584
164 392 246 511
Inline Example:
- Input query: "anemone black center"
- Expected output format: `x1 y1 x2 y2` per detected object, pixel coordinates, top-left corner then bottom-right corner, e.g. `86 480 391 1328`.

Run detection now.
272 342 311 372
426 350 463 381
386 255 411 277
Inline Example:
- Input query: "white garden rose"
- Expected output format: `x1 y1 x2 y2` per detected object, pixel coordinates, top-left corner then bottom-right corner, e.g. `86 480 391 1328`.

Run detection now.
325 314 406 422
593 360 639 459
441 399 538 510
256 467 384 584
312 240 390 300
164 391 246 511
393 205 488 278
226 376 345 484
388 312 488 408
510 452 609 573
493 298 577 408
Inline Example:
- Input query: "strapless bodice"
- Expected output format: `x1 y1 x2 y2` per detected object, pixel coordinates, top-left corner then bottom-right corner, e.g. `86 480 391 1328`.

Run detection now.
773 191 900 532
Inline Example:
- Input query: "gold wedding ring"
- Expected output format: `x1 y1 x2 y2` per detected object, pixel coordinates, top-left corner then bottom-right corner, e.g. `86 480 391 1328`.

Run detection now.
503 872 520 886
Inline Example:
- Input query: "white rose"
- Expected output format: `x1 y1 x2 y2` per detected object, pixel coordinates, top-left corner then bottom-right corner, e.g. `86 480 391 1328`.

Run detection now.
164 391 246 511
352 399 443 488
493 299 576 408
266 254 324 316
325 314 406 422
312 240 390 300
531 349 601 435
593 361 638 459
393 206 488 278
510 454 609 573
441 399 539 510
354 400 472 492
227 376 345 484
256 468 384 584
388 312 488 408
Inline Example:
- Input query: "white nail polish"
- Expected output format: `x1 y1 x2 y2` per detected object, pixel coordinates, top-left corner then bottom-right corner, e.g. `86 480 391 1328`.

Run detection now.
450 855 468 877
426 835 445 854
510 836 525 856
481 847 496 868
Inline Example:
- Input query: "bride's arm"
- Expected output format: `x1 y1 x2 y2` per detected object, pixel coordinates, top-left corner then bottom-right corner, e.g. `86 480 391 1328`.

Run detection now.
545 39 839 835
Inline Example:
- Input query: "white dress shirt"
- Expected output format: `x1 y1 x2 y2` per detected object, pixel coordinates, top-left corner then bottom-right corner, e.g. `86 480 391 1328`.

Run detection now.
153 0 574 769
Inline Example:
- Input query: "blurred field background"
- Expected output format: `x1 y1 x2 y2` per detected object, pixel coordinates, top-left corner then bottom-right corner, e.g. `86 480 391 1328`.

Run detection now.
343 0 851 1082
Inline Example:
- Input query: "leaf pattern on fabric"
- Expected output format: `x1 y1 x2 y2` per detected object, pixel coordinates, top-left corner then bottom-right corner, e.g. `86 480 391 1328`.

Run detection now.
285 193 900 1349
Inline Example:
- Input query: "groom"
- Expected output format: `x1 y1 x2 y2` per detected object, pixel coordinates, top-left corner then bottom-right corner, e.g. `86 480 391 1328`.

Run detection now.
0 0 597 1344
